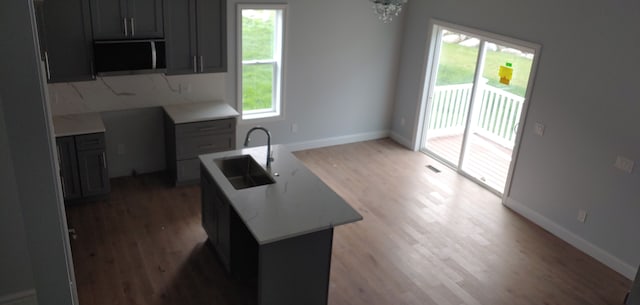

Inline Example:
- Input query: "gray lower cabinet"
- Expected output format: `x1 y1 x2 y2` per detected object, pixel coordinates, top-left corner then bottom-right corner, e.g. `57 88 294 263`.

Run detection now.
56 137 82 200
164 0 226 74
34 0 94 83
165 115 235 185
56 133 110 202
201 167 231 272
89 0 164 40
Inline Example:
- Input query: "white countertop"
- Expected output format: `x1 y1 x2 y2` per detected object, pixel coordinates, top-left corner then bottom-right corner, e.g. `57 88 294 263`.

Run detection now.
200 145 363 245
163 101 240 124
52 113 106 137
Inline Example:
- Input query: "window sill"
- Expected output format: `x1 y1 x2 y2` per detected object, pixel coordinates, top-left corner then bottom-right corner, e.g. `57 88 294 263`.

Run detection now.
240 112 284 124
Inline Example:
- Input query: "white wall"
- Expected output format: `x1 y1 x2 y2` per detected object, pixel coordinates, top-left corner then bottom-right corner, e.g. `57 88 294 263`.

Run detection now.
0 95 35 298
0 0 76 303
391 0 640 278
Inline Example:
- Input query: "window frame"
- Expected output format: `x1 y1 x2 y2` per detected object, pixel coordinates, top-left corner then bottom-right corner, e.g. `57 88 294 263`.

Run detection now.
237 4 288 122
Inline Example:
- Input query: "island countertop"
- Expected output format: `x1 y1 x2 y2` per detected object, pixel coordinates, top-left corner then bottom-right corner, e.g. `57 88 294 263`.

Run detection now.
199 145 363 245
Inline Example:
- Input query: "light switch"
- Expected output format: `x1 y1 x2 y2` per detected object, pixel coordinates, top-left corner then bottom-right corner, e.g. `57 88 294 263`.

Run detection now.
534 122 545 136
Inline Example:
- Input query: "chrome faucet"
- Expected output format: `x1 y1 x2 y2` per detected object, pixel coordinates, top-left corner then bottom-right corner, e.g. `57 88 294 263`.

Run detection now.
244 126 273 168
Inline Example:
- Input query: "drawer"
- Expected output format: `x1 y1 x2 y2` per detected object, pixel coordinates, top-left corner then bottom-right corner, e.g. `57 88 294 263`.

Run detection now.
75 133 105 151
175 118 235 138
177 159 201 183
176 134 234 160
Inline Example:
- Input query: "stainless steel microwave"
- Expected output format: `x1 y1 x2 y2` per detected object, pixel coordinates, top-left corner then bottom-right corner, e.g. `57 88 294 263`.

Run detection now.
93 39 166 75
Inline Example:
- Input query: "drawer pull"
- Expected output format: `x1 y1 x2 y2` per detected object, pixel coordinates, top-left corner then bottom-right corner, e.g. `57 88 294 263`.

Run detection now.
199 144 216 149
81 140 101 145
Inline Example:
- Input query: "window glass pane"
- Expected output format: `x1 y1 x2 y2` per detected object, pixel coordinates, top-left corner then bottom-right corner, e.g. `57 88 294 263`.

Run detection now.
242 10 276 61
242 63 274 111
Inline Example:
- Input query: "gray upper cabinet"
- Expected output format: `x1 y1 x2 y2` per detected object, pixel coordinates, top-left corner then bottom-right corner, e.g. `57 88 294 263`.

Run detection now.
90 0 164 40
35 0 94 83
165 0 226 74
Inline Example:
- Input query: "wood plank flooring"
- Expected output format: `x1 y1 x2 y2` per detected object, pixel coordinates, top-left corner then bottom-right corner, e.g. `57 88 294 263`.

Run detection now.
66 138 631 305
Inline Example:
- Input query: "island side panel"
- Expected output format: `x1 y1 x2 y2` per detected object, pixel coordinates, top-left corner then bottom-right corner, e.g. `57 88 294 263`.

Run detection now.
258 228 334 305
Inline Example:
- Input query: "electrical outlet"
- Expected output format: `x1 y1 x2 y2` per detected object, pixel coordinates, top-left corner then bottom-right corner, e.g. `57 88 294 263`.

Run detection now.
577 209 588 223
534 122 545 136
614 156 634 173
400 117 406 126
291 123 298 133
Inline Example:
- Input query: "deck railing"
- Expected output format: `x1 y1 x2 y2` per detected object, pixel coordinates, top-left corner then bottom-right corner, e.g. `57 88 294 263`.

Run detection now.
427 83 525 148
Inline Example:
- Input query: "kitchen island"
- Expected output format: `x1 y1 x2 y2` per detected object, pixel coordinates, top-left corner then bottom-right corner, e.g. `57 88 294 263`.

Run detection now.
199 145 362 305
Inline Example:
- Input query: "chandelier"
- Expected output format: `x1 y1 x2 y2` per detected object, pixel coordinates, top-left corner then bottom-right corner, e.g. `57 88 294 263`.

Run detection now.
370 0 408 23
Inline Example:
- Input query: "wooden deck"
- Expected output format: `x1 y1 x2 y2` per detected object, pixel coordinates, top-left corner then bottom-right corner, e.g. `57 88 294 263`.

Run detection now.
426 132 513 192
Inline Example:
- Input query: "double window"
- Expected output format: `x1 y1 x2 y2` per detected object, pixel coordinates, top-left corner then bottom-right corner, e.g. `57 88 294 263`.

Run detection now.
238 5 287 120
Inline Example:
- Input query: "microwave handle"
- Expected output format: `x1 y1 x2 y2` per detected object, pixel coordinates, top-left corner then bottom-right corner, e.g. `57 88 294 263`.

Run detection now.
150 41 157 70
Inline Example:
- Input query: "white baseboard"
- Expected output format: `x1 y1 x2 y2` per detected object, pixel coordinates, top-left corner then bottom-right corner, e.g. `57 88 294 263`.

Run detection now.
504 197 637 280
0 290 37 305
285 130 389 152
389 131 413 149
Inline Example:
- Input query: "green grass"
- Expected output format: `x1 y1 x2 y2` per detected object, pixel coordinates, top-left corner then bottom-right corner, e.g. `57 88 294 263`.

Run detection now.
242 10 276 111
436 42 533 97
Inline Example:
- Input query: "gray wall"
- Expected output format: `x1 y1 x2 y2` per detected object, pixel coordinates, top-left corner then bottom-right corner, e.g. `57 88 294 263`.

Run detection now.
226 0 403 147
0 95 35 297
391 0 640 277
0 0 76 303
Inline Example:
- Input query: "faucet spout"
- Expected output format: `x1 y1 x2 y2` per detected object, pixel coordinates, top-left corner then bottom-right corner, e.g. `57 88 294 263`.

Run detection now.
244 126 273 168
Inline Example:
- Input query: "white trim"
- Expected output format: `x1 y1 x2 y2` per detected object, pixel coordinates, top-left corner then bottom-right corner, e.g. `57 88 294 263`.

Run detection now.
237 4 288 122
504 197 637 280
0 290 37 305
286 131 389 152
389 131 413 149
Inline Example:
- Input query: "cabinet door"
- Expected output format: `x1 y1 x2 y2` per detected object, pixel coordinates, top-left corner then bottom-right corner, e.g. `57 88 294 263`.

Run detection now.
90 0 128 39
77 149 111 197
201 167 218 243
56 137 82 200
128 0 164 38
216 189 231 272
42 0 95 82
164 0 197 74
196 0 226 73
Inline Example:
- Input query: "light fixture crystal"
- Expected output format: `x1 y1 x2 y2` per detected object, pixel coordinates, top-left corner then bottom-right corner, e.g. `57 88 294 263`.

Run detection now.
370 0 407 23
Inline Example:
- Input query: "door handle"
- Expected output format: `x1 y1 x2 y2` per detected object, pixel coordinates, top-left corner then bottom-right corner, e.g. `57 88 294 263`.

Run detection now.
101 152 107 169
123 18 128 37
200 56 204 72
130 18 135 37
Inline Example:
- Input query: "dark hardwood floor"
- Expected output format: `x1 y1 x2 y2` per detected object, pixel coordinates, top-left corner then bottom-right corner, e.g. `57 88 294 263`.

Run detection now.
66 138 631 305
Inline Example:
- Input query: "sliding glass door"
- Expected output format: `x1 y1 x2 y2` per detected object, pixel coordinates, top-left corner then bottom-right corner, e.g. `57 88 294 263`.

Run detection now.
421 24 538 195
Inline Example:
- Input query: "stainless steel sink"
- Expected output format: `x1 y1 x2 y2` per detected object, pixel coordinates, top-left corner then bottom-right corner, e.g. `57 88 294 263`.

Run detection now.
214 155 275 190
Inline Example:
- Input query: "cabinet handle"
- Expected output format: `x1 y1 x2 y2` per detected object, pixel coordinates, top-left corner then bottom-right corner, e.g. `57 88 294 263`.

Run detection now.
193 56 197 73
123 18 128 37
101 152 107 169
130 18 135 37
200 56 204 72
199 144 215 149
44 51 51 80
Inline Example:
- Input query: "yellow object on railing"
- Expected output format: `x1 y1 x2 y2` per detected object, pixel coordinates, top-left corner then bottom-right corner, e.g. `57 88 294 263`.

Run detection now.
499 62 513 85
